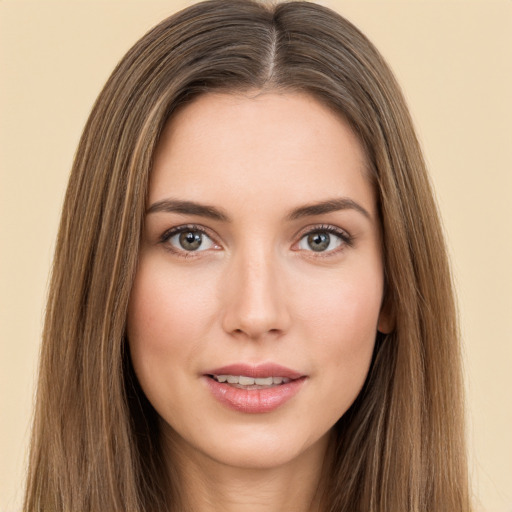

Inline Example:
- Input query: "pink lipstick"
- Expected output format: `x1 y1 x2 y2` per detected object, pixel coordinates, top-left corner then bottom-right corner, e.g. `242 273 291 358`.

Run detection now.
203 363 306 413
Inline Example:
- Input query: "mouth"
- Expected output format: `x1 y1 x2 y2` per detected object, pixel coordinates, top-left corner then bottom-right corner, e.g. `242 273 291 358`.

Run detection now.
207 374 291 389
203 363 307 413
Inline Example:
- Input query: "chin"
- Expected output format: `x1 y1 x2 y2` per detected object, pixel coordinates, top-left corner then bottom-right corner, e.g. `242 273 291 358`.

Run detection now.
163 417 332 472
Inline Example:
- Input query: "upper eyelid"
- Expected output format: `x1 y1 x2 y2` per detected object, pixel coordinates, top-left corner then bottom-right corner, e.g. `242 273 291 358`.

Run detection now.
160 224 216 241
294 223 351 240
160 222 350 235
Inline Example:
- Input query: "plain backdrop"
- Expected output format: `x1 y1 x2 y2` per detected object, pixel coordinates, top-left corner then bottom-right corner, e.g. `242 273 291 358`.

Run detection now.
1 1 511 511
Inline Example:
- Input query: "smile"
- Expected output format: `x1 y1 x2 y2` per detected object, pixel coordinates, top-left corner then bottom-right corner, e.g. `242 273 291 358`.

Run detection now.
204 363 307 413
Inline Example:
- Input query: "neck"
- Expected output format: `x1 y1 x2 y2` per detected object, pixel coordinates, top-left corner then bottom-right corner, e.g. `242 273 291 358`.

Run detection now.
162 428 332 512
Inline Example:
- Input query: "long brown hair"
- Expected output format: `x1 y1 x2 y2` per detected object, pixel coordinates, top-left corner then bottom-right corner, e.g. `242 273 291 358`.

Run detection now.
24 1 471 510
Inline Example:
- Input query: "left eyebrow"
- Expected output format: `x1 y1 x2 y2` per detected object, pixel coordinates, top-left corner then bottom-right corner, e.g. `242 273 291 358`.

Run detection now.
286 198 371 221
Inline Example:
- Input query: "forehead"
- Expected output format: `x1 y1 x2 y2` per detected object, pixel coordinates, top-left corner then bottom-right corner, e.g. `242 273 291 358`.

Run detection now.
150 91 375 217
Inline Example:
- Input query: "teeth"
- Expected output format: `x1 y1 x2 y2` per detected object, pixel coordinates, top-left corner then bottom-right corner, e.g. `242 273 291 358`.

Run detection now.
213 375 291 385
255 377 273 386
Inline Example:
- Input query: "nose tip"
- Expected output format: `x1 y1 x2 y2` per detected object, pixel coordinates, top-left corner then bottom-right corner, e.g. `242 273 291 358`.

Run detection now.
221 255 290 340
228 303 284 340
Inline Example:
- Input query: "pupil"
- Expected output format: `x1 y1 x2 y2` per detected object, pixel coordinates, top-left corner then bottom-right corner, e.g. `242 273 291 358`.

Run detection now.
308 232 330 252
179 231 202 251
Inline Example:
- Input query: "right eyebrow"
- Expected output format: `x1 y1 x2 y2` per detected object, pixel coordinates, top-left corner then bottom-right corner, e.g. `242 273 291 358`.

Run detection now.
146 199 230 222
286 197 371 221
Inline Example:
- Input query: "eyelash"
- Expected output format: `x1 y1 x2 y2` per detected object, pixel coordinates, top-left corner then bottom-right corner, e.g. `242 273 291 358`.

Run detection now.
159 224 219 258
294 224 354 257
158 223 353 258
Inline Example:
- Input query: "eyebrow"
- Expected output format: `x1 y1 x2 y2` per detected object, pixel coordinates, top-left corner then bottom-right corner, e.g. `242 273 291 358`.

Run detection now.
146 199 230 221
287 198 371 221
146 197 371 222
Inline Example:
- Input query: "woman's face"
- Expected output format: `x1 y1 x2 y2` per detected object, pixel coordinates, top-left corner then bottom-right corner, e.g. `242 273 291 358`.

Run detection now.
127 91 389 470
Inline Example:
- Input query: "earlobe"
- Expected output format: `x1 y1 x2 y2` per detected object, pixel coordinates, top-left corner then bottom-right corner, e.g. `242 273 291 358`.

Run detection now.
377 295 395 334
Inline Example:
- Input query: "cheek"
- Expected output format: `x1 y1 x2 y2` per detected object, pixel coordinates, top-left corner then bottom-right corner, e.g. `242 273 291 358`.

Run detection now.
295 260 383 397
126 258 218 382
299 260 383 340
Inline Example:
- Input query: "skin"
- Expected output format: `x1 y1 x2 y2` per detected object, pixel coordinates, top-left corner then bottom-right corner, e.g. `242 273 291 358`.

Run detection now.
127 91 390 512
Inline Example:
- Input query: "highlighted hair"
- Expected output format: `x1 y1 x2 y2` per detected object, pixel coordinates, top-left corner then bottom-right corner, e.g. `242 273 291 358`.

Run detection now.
24 1 470 510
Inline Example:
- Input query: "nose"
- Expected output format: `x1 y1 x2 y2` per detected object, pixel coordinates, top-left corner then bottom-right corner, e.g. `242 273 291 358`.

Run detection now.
221 247 291 340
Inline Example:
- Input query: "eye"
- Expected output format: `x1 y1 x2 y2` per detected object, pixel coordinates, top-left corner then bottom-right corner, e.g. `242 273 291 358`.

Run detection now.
296 226 352 253
161 226 218 254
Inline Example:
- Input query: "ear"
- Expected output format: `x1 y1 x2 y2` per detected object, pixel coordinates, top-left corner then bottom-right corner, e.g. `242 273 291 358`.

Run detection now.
377 294 395 334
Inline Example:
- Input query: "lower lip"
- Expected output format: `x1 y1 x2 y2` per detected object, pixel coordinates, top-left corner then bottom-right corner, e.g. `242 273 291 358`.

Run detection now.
204 376 306 413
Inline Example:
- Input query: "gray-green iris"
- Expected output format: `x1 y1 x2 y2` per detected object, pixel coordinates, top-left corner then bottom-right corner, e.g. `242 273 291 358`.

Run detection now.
307 232 330 251
179 231 203 251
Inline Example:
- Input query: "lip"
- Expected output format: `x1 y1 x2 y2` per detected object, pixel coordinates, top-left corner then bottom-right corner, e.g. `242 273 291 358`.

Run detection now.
203 363 307 414
206 363 304 380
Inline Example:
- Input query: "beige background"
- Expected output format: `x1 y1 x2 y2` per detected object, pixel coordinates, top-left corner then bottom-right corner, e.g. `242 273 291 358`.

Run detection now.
1 1 511 511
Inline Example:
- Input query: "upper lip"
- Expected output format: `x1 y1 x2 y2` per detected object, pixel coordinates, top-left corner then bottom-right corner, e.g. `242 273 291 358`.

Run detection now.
205 363 304 380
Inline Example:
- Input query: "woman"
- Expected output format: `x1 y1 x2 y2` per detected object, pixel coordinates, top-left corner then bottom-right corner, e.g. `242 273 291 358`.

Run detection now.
24 1 471 511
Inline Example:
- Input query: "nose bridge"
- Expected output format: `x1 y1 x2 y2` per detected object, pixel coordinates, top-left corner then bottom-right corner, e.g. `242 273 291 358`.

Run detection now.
222 242 289 339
